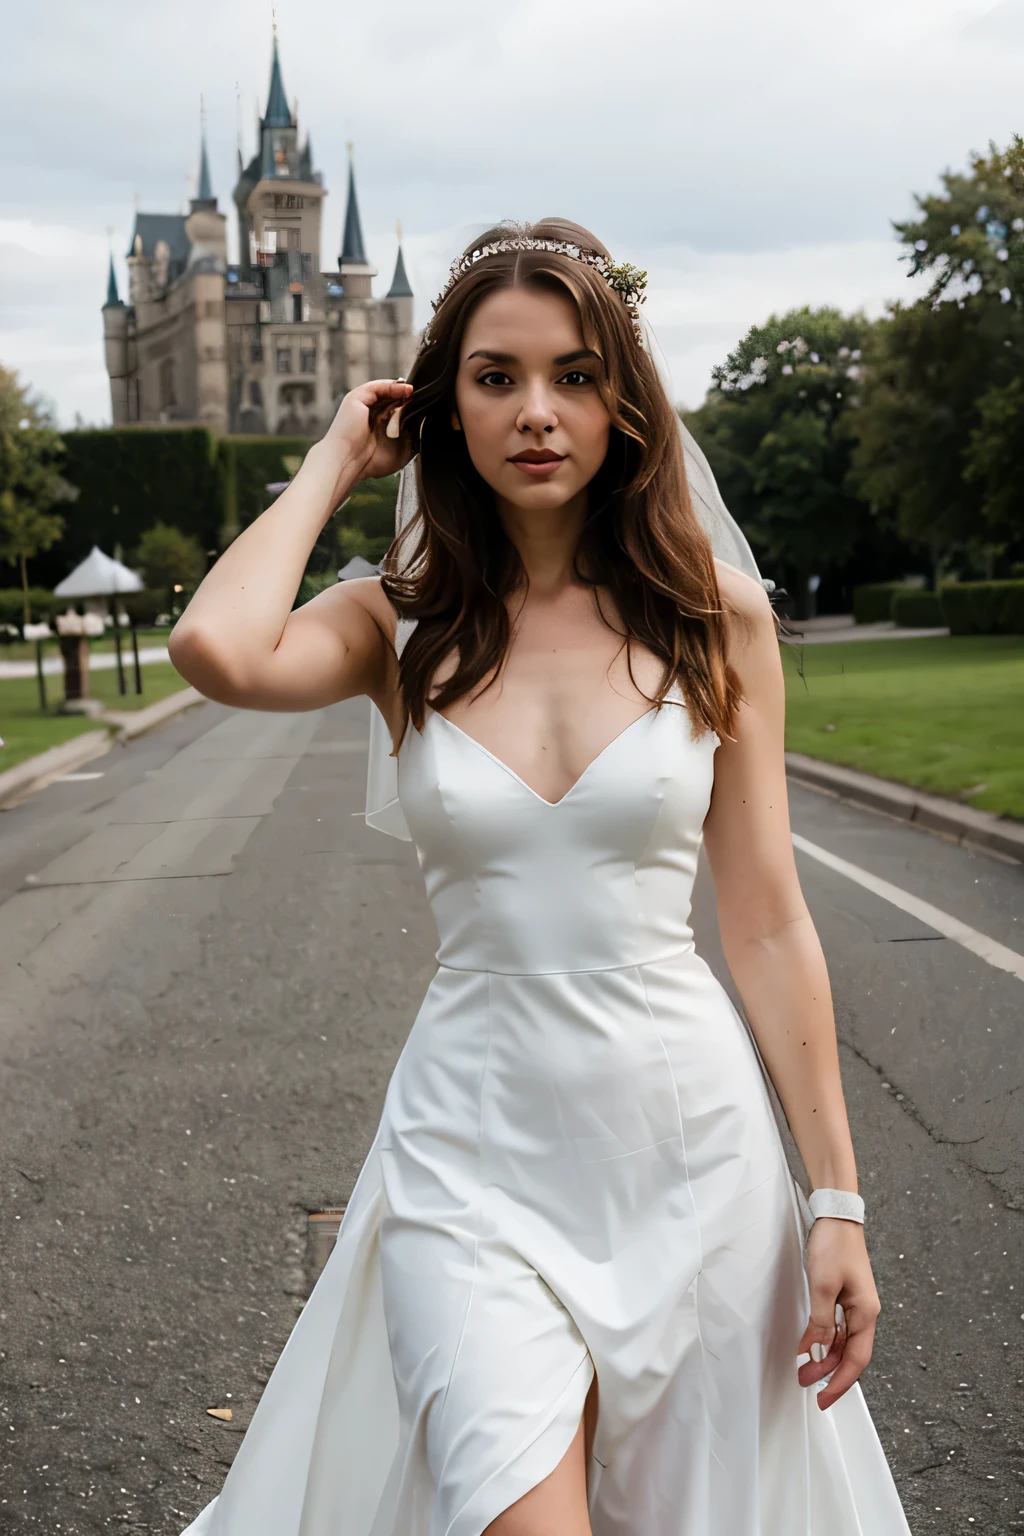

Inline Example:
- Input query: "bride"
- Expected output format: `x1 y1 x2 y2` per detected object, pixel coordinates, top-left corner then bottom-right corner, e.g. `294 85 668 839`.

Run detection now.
168 219 912 1534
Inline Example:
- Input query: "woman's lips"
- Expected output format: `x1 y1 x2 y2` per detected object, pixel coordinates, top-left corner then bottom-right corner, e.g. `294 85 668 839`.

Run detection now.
508 454 566 478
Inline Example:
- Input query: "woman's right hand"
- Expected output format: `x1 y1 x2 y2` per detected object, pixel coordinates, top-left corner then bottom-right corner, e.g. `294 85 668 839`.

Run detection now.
314 379 414 504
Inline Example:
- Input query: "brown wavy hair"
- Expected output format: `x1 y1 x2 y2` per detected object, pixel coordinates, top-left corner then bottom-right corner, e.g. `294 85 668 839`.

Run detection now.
381 218 742 740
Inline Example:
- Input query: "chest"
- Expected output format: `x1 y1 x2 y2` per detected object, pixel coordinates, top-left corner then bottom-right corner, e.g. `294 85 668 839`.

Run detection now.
433 607 670 808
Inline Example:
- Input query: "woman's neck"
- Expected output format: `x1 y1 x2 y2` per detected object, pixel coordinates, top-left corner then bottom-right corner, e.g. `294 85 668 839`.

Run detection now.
495 489 589 599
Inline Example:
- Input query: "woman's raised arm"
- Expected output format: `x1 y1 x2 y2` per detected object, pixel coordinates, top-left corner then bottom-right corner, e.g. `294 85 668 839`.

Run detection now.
168 379 412 714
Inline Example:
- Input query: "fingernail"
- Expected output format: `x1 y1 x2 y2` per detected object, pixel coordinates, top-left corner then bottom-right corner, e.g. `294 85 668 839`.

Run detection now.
811 1342 827 1362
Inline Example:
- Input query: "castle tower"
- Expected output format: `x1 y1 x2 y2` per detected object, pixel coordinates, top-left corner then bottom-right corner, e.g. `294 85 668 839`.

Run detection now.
184 124 229 433
338 149 376 301
234 35 325 274
386 227 416 376
102 255 133 425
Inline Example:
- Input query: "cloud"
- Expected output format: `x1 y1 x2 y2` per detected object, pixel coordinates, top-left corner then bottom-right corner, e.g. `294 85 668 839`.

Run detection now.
1 0 1018 424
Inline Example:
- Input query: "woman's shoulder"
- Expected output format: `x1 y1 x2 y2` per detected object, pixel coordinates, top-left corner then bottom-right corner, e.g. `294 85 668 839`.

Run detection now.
713 560 777 673
331 575 399 649
714 558 771 621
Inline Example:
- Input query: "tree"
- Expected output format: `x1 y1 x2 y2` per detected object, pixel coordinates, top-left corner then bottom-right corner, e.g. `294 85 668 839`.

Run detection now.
132 522 206 609
0 367 68 625
964 375 1024 555
684 307 876 611
852 136 1024 572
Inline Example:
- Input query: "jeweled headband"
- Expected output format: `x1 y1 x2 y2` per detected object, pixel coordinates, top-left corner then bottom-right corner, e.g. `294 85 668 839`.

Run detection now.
429 237 649 344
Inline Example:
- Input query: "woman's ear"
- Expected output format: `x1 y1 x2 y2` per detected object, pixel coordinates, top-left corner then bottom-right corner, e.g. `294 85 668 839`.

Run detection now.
450 409 462 432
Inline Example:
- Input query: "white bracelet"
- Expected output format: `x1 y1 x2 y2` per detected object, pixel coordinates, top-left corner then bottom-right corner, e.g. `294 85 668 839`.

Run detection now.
808 1188 865 1225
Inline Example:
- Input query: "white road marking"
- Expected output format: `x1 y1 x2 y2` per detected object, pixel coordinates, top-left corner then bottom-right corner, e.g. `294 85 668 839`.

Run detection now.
55 772 106 782
792 833 1024 984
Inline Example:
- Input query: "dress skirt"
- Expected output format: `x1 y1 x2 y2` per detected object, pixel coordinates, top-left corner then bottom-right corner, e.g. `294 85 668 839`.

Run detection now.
183 949 911 1536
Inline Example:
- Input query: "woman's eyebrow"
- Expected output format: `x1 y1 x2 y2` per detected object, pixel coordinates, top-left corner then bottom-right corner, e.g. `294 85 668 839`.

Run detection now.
465 348 601 365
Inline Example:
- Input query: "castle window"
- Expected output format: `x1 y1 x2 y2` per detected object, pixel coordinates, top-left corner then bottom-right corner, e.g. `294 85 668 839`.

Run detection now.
300 347 316 374
249 381 262 406
292 294 303 323
268 225 301 253
276 349 293 375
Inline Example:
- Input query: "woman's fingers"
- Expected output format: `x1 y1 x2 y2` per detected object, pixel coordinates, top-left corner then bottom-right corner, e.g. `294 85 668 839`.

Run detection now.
815 1313 878 1410
365 380 413 435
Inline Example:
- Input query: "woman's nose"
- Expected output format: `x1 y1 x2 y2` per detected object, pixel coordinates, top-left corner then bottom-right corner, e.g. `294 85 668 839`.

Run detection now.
516 382 557 434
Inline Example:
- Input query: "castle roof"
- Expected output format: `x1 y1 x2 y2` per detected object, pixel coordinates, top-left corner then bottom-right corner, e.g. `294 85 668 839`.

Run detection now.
387 242 413 298
197 131 214 201
264 35 293 129
340 156 369 267
104 253 122 307
126 213 191 271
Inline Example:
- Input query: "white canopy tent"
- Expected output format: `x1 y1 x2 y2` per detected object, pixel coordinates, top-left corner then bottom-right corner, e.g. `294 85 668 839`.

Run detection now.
54 546 143 598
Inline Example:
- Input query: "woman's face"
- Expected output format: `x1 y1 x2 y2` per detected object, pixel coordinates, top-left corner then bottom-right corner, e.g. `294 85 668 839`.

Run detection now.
453 283 612 516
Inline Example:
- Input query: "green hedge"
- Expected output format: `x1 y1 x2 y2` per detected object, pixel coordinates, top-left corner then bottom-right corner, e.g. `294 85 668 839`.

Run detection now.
852 582 914 624
59 427 222 566
890 590 945 627
0 429 403 595
940 581 1024 635
0 586 169 633
0 588 63 627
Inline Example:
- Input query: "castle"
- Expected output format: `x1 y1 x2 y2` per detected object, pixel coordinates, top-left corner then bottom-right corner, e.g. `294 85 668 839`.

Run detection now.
102 36 417 437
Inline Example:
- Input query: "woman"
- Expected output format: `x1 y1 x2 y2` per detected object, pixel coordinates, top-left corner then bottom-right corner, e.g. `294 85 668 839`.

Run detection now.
170 220 912 1535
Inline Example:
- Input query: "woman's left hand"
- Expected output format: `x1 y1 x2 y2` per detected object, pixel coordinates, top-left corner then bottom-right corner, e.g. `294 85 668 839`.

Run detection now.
797 1218 881 1410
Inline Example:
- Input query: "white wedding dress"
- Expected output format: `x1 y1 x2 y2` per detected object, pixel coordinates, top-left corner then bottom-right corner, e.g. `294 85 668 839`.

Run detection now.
182 683 913 1535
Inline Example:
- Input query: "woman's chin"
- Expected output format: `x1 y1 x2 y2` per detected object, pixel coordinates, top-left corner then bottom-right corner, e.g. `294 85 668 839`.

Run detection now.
492 473 589 515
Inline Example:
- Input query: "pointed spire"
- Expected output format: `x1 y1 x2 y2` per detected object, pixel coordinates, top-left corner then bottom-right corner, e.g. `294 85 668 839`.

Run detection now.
387 222 413 298
104 253 122 307
299 131 313 181
264 33 292 128
340 145 368 267
197 133 214 201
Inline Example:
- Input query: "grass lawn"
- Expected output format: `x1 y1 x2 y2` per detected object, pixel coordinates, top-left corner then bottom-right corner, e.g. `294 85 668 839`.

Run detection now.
782 634 1024 822
0 662 191 775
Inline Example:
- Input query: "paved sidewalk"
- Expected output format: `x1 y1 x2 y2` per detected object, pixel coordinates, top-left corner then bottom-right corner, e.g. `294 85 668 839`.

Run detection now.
792 615 949 644
0 644 170 679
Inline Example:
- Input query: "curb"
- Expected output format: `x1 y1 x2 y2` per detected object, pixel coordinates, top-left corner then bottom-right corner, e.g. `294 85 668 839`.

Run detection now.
0 687 207 811
103 686 206 742
785 752 1024 866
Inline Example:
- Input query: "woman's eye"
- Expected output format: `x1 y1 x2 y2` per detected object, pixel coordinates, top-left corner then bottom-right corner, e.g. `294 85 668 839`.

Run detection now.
478 370 513 387
559 369 594 386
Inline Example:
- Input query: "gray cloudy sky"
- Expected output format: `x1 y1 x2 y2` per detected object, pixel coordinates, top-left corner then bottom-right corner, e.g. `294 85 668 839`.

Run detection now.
3 0 1024 425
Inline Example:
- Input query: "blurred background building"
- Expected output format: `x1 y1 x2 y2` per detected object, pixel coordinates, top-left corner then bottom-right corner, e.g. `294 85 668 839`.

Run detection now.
102 36 416 437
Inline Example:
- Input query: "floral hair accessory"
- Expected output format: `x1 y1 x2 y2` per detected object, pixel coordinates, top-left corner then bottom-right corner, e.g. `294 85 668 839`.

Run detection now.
429 237 649 344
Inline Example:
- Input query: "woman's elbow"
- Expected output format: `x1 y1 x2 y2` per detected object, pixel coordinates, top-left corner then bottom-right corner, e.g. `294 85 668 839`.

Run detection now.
168 623 249 705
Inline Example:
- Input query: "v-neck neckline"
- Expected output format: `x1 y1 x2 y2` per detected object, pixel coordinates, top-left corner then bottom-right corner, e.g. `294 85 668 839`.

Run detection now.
427 686 684 809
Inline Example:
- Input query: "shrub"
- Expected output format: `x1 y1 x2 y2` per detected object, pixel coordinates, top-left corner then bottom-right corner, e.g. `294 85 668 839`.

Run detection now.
0 587 63 628
852 582 913 624
120 589 170 626
939 581 1024 635
890 590 945 627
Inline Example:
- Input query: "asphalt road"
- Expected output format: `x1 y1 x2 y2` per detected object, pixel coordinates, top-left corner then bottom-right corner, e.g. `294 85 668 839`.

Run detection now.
0 696 1020 1535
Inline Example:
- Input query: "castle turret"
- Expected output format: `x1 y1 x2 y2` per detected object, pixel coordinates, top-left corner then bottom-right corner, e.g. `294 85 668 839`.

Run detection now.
386 227 415 370
184 123 229 433
338 148 376 300
102 255 133 425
